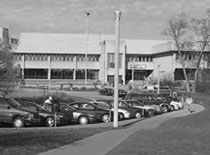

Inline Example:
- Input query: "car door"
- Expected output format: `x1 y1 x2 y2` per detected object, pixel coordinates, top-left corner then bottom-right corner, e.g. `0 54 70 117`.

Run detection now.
59 103 73 120
0 98 14 123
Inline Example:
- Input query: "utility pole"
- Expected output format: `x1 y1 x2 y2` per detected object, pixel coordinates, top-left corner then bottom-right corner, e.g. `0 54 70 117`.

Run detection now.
113 10 121 128
132 59 135 91
85 11 90 88
157 65 160 94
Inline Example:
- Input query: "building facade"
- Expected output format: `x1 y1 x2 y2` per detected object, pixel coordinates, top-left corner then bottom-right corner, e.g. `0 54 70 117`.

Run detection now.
13 33 210 88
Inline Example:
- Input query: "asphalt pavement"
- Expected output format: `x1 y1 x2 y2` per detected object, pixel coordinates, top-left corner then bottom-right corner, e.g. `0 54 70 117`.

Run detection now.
37 103 204 155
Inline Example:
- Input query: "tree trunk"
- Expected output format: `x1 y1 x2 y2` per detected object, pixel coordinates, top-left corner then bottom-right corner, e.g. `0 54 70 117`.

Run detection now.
178 51 191 92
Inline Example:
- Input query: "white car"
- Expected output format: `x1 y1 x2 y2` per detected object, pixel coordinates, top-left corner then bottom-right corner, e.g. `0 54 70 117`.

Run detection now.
170 101 184 110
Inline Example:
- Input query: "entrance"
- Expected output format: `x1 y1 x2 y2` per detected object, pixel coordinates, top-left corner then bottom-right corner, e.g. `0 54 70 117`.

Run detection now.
107 75 122 86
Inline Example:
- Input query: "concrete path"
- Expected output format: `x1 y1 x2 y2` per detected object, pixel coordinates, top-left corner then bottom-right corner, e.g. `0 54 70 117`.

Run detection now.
37 104 204 155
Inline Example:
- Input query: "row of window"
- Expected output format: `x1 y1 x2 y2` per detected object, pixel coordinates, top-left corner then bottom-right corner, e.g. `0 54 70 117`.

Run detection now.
24 69 99 80
127 56 153 62
14 54 100 62
176 53 210 61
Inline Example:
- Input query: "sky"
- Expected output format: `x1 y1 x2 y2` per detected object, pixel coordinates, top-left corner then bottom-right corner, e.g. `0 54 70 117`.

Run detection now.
0 0 210 39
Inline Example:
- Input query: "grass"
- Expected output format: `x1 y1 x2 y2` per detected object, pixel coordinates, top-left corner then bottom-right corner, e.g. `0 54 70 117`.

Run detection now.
0 126 112 155
107 104 210 155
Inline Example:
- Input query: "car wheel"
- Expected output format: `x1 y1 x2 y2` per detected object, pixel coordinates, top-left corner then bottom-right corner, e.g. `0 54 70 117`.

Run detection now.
170 105 175 111
118 113 125 120
161 105 168 113
45 117 55 127
13 117 24 128
134 111 142 118
78 116 89 125
147 109 154 117
101 114 110 123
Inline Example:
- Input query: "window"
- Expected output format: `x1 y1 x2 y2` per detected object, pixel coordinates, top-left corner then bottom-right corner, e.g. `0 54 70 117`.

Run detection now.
107 53 122 68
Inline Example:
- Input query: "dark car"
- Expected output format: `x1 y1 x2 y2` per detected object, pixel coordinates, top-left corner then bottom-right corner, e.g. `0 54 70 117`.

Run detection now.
0 97 40 128
40 101 73 125
59 102 98 125
18 101 69 127
99 88 114 96
69 101 110 123
118 89 127 98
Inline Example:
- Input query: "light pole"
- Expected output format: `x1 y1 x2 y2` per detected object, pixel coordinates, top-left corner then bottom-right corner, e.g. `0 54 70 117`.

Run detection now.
132 59 135 91
113 10 121 128
85 11 90 88
157 65 160 94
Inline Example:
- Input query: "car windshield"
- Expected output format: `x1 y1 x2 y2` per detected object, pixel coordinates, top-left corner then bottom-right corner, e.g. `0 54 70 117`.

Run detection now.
92 102 110 109
6 98 23 107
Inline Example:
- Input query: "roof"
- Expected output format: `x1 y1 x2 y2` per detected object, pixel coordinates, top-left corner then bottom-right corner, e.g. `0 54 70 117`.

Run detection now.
15 32 170 55
15 33 114 54
125 39 168 55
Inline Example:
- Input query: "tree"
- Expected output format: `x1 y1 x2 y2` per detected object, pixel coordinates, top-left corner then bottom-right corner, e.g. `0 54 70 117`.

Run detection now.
190 9 210 93
163 13 191 92
0 42 21 96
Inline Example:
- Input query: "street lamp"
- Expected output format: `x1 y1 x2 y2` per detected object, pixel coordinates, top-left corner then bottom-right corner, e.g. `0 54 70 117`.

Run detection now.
157 65 160 94
132 59 135 91
84 11 90 88
113 10 121 128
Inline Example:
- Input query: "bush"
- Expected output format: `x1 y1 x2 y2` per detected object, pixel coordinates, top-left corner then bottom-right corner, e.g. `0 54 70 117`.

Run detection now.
196 82 210 94
15 92 74 105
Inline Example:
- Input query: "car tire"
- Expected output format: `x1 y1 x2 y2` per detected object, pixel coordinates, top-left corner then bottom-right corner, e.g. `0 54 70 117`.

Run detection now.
147 109 154 117
134 111 142 118
45 117 55 127
78 116 89 125
160 105 168 113
13 117 24 128
118 113 125 120
170 105 175 111
101 114 110 123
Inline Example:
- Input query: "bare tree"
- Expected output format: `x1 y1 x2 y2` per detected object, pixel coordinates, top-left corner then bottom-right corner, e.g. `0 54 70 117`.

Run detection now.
0 42 21 96
190 9 210 93
163 13 191 92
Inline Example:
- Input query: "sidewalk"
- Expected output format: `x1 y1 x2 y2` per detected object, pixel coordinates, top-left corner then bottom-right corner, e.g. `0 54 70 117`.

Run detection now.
37 104 204 155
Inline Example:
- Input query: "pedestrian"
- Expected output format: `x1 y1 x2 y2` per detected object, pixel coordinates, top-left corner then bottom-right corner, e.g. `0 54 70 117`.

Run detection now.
43 96 54 112
185 95 193 113
44 96 53 104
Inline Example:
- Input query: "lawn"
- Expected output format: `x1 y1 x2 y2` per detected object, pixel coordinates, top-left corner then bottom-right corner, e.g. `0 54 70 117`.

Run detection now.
107 103 210 155
0 126 112 155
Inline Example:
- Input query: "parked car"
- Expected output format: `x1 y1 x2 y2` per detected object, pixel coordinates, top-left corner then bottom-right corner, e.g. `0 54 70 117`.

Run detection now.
59 102 100 125
18 101 69 127
118 89 127 98
93 99 132 120
118 100 144 118
99 88 114 96
125 93 170 113
159 95 184 111
122 100 156 117
99 88 127 98
69 101 110 123
0 97 40 128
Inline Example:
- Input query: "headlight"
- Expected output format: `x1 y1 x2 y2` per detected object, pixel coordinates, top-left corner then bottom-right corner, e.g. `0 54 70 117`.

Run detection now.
88 114 95 117
28 113 34 119
56 115 63 118
125 111 130 115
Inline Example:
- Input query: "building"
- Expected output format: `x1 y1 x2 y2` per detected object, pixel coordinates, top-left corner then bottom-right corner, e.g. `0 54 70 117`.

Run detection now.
13 32 210 88
0 27 10 44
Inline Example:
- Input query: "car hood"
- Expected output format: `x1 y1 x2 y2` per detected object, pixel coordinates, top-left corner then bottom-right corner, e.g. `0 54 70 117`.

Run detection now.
17 107 39 114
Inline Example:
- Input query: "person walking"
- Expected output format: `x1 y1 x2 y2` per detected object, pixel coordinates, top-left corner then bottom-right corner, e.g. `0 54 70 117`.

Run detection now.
185 95 193 113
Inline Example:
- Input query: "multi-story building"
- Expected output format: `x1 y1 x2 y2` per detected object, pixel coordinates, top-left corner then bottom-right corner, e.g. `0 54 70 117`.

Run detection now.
0 27 10 44
13 32 210 88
